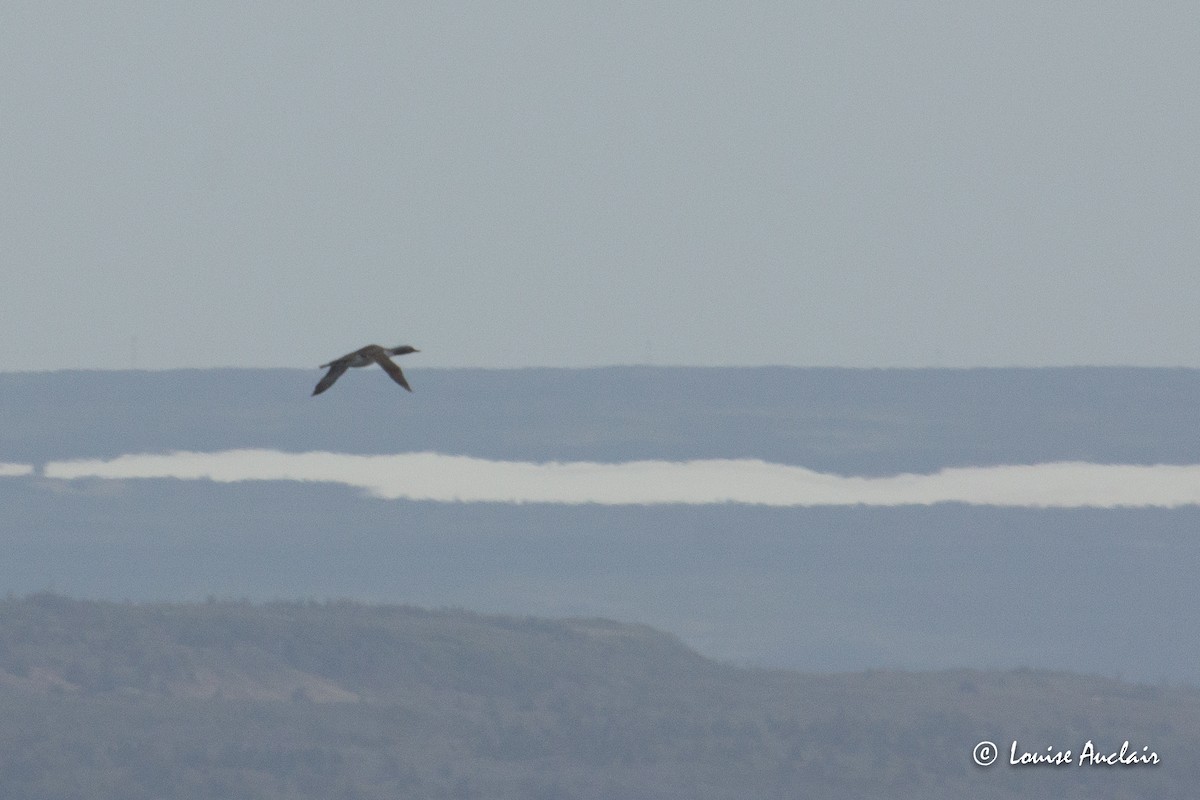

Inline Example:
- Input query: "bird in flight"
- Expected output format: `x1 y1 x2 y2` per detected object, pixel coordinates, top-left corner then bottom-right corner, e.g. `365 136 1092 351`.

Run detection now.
312 344 419 396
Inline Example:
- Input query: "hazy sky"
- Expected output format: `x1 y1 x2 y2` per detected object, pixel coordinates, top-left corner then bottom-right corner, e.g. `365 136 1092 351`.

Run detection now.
4 2 1198 371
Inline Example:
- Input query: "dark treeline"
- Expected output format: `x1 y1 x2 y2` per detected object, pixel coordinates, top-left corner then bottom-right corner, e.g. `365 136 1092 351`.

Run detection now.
0 594 1193 799
4 367 1199 473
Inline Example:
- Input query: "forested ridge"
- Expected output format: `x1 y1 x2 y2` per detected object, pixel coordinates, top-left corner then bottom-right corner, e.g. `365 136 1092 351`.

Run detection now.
0 594 1194 799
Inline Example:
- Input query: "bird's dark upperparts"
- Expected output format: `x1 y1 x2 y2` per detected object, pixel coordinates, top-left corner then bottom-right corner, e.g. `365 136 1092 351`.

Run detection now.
312 344 419 396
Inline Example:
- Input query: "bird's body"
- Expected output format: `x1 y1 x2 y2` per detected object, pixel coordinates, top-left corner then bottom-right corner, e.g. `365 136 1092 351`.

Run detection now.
313 344 419 396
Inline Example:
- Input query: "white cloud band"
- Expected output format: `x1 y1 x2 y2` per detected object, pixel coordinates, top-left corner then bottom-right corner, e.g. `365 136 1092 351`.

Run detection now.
39 450 1200 508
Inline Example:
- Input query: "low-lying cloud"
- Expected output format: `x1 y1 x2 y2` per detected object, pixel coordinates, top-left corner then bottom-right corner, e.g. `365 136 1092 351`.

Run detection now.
37 449 1200 507
0 463 33 477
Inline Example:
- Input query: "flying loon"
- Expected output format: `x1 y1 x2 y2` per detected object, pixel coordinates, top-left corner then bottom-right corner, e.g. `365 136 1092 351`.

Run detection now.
312 344 419 396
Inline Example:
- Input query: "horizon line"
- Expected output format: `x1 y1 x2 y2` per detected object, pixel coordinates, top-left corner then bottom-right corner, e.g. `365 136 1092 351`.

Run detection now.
3 364 1198 375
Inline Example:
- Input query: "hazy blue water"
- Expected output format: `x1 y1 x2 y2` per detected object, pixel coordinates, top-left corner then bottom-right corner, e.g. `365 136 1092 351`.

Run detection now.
4 475 1195 680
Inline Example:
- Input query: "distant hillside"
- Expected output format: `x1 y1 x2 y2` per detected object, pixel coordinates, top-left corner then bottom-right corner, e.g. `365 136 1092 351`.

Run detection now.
3 366 1199 473
5 367 1200 696
3 474 1199 684
0 595 1194 800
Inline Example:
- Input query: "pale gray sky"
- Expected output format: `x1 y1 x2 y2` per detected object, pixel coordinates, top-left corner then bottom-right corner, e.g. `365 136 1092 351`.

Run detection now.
3 2 1198 370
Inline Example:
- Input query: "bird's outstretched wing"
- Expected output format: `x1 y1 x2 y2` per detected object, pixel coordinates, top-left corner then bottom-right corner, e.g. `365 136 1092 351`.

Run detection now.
312 361 351 395
372 353 413 391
